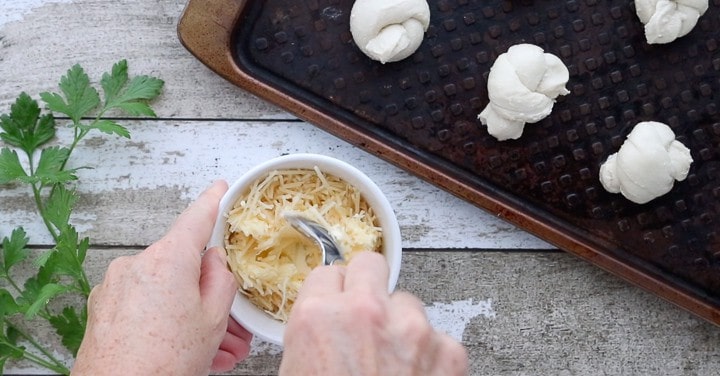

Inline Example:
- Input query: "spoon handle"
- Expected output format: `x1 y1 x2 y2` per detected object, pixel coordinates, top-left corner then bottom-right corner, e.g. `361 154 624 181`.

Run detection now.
285 214 344 266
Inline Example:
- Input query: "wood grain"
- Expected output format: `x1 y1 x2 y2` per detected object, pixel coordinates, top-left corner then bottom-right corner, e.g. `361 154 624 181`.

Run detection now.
0 121 548 249
3 250 718 375
0 0 284 120
1 0 719 375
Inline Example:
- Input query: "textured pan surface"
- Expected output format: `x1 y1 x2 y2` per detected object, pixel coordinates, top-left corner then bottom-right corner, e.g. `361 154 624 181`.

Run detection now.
211 0 719 319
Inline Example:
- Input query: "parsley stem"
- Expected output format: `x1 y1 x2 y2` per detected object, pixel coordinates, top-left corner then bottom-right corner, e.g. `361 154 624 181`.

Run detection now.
48 126 81 203
3 274 23 296
67 281 91 297
23 147 60 241
57 121 85 174
31 182 59 241
22 350 69 375
3 319 71 375
78 274 91 297
40 119 92 296
23 149 58 242
53 120 93 298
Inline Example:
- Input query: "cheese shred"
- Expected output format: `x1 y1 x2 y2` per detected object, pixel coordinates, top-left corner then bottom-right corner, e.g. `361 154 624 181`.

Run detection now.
224 168 382 322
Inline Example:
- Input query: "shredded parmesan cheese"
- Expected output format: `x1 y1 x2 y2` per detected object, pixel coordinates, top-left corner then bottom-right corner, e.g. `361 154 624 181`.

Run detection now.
224 168 383 322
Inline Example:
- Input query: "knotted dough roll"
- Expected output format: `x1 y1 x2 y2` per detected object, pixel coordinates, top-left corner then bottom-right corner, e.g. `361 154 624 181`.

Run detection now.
635 0 708 44
350 0 430 63
599 121 693 204
478 44 570 141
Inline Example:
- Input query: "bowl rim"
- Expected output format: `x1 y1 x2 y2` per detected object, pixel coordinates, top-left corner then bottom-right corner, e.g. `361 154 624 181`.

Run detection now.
208 153 402 345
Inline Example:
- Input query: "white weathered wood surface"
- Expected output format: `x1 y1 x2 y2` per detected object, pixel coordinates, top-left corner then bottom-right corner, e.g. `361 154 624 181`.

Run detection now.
1 1 718 375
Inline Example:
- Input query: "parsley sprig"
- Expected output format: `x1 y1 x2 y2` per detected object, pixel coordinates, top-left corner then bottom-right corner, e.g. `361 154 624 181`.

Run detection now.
0 60 163 374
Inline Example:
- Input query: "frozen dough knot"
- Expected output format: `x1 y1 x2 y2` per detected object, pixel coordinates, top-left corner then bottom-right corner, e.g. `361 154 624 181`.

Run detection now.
350 0 430 63
635 0 708 44
599 121 693 204
478 44 570 141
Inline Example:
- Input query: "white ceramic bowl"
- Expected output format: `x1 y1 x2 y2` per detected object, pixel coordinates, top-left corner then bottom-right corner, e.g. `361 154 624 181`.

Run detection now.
208 153 402 345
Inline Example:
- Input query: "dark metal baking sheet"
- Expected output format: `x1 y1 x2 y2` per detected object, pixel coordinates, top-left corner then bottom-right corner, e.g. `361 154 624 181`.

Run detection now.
178 0 720 325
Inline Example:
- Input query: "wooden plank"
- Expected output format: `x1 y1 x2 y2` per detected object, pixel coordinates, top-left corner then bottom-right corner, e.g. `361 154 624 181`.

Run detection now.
3 2 719 375
0 0 550 250
3 249 718 375
0 0 287 120
0 120 550 249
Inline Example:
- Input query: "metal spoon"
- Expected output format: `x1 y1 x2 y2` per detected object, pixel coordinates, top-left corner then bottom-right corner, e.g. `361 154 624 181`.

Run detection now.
284 214 345 265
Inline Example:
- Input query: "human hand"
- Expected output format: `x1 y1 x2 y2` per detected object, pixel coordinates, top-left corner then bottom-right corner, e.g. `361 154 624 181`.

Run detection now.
278 252 468 376
72 181 252 375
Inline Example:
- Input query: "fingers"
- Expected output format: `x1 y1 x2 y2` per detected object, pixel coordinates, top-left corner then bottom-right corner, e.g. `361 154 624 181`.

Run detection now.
218 324 252 361
387 292 435 372
297 252 388 304
295 265 345 304
389 290 426 312
210 349 242 373
432 332 469 376
388 292 469 376
342 251 388 294
161 180 228 256
199 247 238 322
210 319 253 372
227 317 253 345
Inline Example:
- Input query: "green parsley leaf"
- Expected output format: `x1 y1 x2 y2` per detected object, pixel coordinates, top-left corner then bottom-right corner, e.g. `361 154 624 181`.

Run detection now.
40 65 101 124
34 249 55 269
44 184 77 232
120 75 165 103
34 147 78 185
6 93 41 135
49 307 85 356
4 326 21 346
0 290 20 318
25 283 71 319
111 100 158 117
0 334 25 372
0 93 56 154
76 236 89 269
0 148 28 184
35 115 57 147
47 227 86 281
103 60 164 117
0 114 19 146
1 228 31 276
32 226 87 290
86 119 130 138
100 60 129 105
19 263 55 308
0 60 162 374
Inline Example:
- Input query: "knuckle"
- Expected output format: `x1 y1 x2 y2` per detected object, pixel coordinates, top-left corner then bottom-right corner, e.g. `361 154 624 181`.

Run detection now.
105 255 133 276
438 335 469 375
145 237 182 260
287 297 327 331
144 242 172 261
390 292 432 336
103 254 148 285
348 293 386 323
394 291 426 312
289 297 324 321
138 245 175 269
401 310 434 343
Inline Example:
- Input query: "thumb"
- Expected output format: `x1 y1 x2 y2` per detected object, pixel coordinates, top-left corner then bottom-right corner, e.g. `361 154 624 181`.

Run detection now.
200 247 238 322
